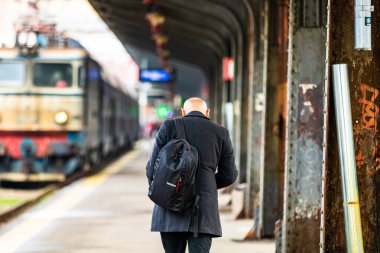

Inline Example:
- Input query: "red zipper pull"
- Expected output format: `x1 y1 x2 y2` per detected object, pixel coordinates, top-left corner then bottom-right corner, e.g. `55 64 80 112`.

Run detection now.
175 178 181 193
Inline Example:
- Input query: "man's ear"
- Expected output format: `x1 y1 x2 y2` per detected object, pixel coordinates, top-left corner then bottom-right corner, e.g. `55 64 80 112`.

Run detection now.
205 109 210 118
181 108 186 117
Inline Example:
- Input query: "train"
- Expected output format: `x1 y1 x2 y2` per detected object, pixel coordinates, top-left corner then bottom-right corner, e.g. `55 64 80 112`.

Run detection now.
0 33 139 182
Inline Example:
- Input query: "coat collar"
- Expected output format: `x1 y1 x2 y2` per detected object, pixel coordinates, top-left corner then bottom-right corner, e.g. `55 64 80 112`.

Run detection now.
184 111 210 120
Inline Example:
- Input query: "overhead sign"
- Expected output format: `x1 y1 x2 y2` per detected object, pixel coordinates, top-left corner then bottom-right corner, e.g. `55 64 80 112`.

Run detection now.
147 95 166 100
139 69 174 83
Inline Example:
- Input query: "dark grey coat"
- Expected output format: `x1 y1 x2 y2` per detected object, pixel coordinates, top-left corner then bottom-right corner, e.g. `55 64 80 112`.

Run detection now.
146 111 238 237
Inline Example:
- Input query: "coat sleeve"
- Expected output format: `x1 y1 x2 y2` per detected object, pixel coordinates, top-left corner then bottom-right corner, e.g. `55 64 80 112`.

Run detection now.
146 120 170 185
215 130 238 189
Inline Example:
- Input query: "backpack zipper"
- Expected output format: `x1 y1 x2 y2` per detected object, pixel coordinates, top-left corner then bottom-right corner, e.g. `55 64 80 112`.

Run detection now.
175 178 181 193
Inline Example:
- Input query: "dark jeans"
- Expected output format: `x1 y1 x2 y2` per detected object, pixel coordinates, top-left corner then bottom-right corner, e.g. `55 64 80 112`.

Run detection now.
160 232 212 253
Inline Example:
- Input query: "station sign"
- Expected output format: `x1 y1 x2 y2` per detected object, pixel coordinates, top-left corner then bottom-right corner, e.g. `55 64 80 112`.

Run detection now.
139 69 175 83
223 57 234 81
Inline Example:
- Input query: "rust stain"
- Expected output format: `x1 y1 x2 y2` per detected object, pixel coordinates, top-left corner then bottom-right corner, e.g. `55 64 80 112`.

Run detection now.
297 84 323 147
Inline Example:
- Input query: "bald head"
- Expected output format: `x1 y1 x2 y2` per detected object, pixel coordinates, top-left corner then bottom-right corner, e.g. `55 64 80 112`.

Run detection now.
182 97 210 118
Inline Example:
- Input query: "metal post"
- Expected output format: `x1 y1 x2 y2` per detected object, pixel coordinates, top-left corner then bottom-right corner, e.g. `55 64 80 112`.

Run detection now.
325 0 380 251
332 64 364 253
258 0 288 238
247 0 267 237
242 0 255 218
258 0 269 238
282 0 329 251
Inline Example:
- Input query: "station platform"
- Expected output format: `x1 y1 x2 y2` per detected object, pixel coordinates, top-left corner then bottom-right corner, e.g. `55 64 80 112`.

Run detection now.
0 141 275 253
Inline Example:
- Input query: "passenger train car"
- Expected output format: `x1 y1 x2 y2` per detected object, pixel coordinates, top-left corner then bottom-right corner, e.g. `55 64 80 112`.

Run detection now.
0 42 139 182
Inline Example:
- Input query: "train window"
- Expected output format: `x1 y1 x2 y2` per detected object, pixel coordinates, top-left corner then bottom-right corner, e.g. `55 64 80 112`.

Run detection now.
33 63 73 88
78 66 86 87
0 62 25 87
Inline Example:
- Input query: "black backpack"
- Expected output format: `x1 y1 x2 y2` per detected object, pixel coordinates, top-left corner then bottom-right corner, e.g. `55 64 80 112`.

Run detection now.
148 118 199 213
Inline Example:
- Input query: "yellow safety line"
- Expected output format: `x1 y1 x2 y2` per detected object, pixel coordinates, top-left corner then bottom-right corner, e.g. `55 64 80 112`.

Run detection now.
0 149 140 253
84 149 139 185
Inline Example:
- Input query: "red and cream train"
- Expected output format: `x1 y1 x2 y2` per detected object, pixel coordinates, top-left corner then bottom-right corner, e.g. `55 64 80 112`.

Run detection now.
0 39 139 182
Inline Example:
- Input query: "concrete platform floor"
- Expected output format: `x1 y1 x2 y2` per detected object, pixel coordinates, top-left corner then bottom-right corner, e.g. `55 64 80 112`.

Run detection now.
0 141 275 253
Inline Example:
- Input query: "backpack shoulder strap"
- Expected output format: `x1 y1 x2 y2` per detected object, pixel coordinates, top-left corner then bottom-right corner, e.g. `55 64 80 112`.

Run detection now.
174 118 187 140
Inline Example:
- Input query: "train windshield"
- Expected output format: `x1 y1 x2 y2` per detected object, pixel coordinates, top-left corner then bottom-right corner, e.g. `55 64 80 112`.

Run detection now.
33 63 73 88
0 62 26 87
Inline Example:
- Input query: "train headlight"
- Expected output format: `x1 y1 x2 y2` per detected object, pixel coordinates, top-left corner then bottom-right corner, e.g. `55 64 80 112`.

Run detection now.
54 111 69 125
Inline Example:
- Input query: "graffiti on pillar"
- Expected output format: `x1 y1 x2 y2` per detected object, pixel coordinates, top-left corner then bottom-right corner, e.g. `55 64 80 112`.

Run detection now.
355 83 380 174
359 84 379 129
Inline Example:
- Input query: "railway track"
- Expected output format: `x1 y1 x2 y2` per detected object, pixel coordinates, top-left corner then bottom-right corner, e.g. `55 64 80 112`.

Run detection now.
0 170 88 225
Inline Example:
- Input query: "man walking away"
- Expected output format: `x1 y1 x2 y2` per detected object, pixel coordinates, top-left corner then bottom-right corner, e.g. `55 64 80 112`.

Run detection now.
146 97 238 253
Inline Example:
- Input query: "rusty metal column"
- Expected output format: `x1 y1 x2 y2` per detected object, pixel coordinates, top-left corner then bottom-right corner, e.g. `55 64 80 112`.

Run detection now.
324 0 380 252
218 63 226 126
281 0 328 252
258 0 269 233
242 0 255 218
257 0 289 238
213 62 227 126
247 0 268 236
209 68 219 123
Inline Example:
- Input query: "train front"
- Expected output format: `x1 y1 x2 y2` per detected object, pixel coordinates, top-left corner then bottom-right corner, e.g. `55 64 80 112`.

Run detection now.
0 39 87 182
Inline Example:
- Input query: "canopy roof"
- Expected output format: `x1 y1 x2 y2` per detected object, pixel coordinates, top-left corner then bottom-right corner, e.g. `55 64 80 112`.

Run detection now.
88 0 252 84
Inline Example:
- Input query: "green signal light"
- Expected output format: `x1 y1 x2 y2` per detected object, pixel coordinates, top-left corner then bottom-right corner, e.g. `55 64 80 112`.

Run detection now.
157 104 169 118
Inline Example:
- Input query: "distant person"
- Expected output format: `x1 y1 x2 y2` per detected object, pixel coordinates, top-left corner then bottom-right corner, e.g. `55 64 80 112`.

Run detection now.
51 71 68 87
150 122 162 138
146 97 238 253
